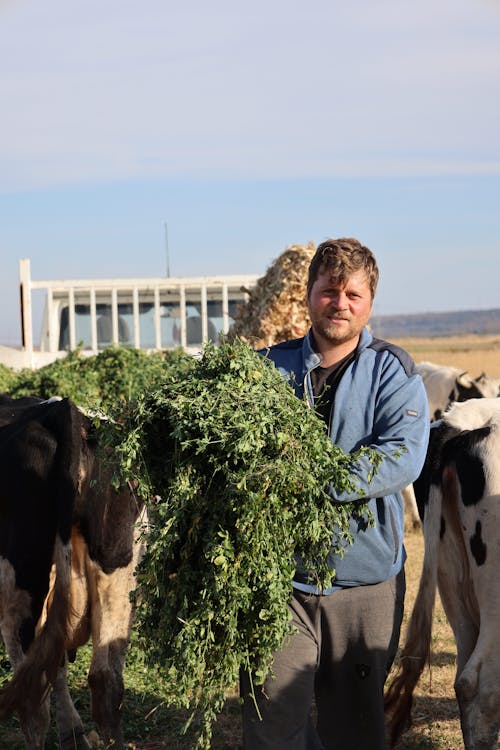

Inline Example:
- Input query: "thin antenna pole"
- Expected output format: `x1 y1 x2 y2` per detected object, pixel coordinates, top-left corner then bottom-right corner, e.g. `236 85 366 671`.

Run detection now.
164 222 170 277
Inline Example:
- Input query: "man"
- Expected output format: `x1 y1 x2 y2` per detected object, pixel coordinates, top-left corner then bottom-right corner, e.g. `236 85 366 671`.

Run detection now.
241 238 430 750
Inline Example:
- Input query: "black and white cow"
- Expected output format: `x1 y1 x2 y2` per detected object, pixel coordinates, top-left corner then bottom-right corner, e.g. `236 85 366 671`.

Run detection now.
401 362 500 531
0 395 147 750
416 361 500 422
385 398 500 750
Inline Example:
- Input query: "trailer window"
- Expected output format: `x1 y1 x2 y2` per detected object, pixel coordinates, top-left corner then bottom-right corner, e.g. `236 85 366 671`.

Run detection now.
57 293 244 351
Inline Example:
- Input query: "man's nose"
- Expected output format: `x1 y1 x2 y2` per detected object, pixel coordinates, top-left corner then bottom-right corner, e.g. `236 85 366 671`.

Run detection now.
331 292 347 309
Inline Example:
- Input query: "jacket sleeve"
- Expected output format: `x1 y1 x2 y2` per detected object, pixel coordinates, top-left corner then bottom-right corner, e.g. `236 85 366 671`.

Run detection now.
327 369 430 504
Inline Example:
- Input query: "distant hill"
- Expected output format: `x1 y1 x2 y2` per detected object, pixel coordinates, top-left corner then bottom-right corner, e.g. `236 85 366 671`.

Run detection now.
370 308 500 338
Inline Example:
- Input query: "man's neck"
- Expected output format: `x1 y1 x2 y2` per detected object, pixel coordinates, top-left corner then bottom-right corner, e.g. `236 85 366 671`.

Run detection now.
312 333 360 368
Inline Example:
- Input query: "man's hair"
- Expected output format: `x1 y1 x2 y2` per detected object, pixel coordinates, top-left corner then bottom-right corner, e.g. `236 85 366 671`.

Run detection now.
307 237 379 299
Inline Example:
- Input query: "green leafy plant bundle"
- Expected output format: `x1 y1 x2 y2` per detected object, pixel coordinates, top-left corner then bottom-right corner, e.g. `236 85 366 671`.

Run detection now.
2 346 192 412
99 339 376 748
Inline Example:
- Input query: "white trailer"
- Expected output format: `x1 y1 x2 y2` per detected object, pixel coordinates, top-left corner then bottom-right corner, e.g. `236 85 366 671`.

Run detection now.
2 259 258 370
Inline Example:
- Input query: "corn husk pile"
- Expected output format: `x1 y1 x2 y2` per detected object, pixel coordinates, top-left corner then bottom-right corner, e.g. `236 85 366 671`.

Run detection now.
228 242 316 348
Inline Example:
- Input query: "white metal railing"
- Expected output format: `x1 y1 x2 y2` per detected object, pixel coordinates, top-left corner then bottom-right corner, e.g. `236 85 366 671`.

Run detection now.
18 258 258 368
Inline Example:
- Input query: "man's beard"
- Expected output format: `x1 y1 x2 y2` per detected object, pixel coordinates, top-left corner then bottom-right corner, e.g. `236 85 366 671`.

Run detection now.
314 316 362 345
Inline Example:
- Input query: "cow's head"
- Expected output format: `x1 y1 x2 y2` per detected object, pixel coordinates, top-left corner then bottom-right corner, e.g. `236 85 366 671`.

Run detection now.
474 372 500 398
454 371 500 402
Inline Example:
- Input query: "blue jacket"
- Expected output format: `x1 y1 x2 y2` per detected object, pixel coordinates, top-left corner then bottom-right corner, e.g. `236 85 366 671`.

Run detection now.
260 327 430 592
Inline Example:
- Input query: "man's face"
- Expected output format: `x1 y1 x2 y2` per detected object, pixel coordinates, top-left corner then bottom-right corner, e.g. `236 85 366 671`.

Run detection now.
307 268 373 349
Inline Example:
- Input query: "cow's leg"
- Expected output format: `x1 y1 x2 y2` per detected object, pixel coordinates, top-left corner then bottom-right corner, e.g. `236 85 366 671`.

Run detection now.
451 527 500 749
16 696 51 750
437 496 481 746
454 452 500 750
439 467 500 750
455 639 500 750
436 463 482 676
437 574 479 676
86 509 147 750
86 562 136 750
53 657 91 750
0 637 51 750
0 562 51 750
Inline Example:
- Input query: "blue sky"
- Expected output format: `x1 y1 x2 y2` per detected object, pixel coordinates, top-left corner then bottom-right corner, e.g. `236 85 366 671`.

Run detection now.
1 0 499 346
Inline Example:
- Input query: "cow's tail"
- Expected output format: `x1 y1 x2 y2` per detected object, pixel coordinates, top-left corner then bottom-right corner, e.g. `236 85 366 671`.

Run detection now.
0 398 81 719
384 480 443 748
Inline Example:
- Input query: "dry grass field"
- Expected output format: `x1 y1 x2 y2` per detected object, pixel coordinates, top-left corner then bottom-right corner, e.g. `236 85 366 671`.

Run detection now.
392 333 500 377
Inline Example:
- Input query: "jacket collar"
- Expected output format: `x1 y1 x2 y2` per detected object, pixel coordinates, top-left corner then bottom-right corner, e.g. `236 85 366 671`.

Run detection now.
303 331 321 371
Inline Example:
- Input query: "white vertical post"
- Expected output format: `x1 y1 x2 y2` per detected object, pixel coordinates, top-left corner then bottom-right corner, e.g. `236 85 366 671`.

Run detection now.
90 288 98 352
201 284 208 341
180 285 186 348
46 288 56 352
133 287 141 349
222 284 229 334
19 258 33 357
111 288 119 344
68 288 76 350
154 287 161 350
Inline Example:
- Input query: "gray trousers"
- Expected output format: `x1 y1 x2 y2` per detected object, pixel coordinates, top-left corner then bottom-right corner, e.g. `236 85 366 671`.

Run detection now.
241 571 405 750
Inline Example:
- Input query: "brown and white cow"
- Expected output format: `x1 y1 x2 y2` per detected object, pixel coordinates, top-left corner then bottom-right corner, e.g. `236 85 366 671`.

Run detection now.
0 395 147 750
385 398 500 750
